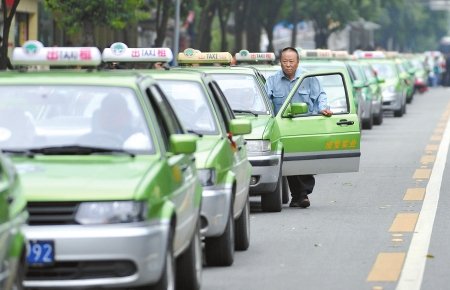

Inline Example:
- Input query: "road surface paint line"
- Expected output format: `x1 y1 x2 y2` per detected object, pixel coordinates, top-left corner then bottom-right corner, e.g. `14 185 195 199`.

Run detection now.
413 169 431 179
389 213 419 232
396 113 450 290
420 155 435 165
392 233 403 237
430 135 442 141
373 287 383 290
367 252 406 282
403 188 426 201
425 144 438 151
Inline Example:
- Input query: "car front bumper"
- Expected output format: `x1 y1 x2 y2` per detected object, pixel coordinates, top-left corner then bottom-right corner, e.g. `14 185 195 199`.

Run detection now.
23 221 170 288
382 93 402 111
200 184 233 237
248 153 282 195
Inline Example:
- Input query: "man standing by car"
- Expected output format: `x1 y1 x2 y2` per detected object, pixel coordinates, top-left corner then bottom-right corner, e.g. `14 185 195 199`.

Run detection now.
265 47 332 208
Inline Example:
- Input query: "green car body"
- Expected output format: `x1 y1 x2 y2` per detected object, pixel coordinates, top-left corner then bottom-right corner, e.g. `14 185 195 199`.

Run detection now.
395 57 416 103
0 71 203 289
178 65 361 213
145 69 252 266
359 58 407 117
0 153 27 290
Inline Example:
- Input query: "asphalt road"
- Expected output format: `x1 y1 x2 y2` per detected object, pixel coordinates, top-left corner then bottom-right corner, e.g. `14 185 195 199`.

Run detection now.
202 87 450 290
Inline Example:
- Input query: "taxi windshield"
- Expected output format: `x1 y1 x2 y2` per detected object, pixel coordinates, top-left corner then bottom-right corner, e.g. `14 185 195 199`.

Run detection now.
0 86 154 154
371 63 397 79
158 79 218 135
210 74 270 115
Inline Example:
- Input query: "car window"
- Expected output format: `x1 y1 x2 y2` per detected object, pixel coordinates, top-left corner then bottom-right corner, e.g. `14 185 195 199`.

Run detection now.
371 63 397 79
158 79 219 135
211 73 271 115
0 85 154 153
362 64 377 80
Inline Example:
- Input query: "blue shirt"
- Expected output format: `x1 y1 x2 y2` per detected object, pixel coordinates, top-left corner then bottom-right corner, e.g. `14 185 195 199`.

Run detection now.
265 68 328 115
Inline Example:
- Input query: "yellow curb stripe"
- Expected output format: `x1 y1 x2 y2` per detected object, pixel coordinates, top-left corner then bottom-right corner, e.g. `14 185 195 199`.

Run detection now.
367 252 406 282
413 169 431 179
434 128 445 134
404 188 426 201
420 155 436 165
437 122 446 128
426 144 439 151
389 213 419 232
431 135 442 141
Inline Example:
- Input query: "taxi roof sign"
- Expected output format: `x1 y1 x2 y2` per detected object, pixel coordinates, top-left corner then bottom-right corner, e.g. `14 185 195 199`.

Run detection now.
11 40 102 66
177 48 232 64
102 42 173 62
353 50 386 59
297 49 333 58
332 50 350 59
235 50 276 62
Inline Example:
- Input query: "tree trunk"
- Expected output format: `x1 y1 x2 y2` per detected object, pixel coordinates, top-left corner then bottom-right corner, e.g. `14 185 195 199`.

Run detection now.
217 3 228 51
196 0 217 51
155 0 170 46
233 0 248 53
82 21 95 46
290 0 298 47
0 0 20 70
245 0 260 51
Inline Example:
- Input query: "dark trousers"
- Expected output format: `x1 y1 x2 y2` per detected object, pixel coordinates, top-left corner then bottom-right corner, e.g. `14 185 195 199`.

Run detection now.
287 175 315 199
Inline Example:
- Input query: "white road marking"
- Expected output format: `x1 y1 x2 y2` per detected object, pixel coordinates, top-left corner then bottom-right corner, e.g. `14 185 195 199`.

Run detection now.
396 117 450 290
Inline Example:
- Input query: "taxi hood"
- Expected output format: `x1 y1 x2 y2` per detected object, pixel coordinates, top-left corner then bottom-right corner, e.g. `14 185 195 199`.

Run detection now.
238 115 272 140
13 156 157 202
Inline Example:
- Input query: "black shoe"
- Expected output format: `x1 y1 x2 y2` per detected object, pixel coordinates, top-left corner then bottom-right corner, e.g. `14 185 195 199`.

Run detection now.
289 195 310 208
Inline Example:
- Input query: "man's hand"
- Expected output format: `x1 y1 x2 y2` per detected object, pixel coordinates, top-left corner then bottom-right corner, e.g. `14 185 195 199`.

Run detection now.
320 109 333 117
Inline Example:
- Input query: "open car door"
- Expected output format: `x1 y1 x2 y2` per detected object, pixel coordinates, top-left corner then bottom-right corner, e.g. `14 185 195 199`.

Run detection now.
274 70 361 175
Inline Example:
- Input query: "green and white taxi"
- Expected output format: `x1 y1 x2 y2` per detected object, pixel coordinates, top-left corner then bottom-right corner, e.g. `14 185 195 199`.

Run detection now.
0 154 27 290
3 41 203 290
177 49 361 212
102 43 253 266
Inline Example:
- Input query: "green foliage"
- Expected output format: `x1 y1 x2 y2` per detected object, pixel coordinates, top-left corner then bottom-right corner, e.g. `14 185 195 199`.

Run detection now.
44 0 145 34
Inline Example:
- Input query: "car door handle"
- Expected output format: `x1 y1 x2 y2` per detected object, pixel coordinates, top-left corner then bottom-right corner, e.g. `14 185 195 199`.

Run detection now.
238 145 243 151
180 165 189 172
7 196 14 205
336 119 354 126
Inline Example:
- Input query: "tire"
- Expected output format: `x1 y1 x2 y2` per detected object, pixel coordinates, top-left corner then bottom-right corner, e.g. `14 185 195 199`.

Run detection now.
373 108 383 125
261 174 282 212
402 103 407 114
393 107 403 117
282 177 289 204
362 104 373 130
234 195 250 251
204 207 234 266
176 222 202 290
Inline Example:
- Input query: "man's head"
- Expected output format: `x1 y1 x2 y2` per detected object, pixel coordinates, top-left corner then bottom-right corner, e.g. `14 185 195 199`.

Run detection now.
280 47 299 79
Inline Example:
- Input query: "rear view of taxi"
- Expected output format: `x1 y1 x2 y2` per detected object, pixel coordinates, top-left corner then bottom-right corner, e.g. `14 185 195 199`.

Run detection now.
355 50 407 117
2 42 203 290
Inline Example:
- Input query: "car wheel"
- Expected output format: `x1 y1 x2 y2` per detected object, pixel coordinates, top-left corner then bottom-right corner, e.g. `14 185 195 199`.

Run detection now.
282 177 290 204
261 173 282 212
393 107 403 117
176 221 202 290
234 195 250 251
373 108 383 125
204 207 234 266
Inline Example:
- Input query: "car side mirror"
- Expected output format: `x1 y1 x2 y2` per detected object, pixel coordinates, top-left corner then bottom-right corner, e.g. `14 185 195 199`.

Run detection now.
377 77 385 84
229 119 252 135
284 102 309 118
170 134 198 154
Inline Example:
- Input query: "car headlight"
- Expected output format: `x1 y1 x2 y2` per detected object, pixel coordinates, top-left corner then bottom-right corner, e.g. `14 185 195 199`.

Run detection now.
198 169 216 186
75 201 147 225
245 140 271 153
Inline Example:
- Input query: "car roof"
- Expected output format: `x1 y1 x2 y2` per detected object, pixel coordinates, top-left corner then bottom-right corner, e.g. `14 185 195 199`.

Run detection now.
174 65 259 75
0 70 150 87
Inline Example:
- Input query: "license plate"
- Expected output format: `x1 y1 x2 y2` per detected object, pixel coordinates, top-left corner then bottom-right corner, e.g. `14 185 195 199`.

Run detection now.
26 240 55 266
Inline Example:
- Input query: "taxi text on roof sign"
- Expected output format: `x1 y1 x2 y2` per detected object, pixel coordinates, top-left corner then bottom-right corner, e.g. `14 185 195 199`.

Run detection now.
177 48 232 64
11 40 102 66
296 48 333 59
353 50 386 59
235 50 276 62
102 42 173 63
331 50 350 59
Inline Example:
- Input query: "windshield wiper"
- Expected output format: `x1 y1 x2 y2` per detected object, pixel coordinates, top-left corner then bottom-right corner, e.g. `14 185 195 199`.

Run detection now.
233 110 258 117
1 149 35 157
28 145 135 157
187 130 203 137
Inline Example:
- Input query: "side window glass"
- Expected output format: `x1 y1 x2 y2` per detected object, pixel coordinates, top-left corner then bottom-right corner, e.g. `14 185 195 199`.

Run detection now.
205 83 228 133
149 85 184 134
209 82 234 131
145 87 170 150
290 74 348 116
